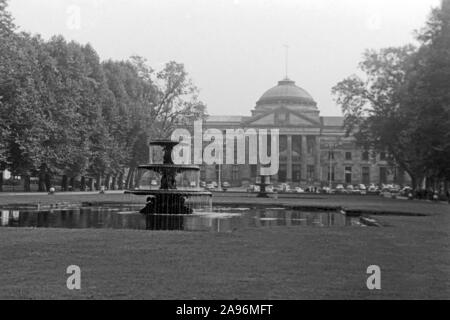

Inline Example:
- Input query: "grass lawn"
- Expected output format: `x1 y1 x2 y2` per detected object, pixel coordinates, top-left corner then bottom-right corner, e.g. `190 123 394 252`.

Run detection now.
0 193 449 299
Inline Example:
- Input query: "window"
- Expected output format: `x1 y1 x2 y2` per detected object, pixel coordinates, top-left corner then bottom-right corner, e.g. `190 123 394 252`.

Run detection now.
267 133 272 156
328 151 335 160
278 164 287 182
307 165 315 182
362 167 370 185
327 166 336 182
380 152 387 161
232 165 239 182
307 136 315 154
200 166 206 181
362 151 369 161
279 135 287 160
215 165 220 180
345 152 352 161
293 165 301 182
292 136 302 160
250 165 257 178
379 167 387 184
345 167 352 184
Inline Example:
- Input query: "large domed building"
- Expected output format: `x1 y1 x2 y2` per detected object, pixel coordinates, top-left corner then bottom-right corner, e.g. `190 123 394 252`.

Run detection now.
197 78 409 187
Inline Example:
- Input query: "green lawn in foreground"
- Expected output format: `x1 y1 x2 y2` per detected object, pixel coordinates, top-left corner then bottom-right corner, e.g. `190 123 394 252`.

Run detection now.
0 193 449 299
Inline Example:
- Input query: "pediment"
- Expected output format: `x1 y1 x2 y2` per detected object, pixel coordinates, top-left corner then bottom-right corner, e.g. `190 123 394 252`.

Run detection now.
250 113 275 125
244 107 321 127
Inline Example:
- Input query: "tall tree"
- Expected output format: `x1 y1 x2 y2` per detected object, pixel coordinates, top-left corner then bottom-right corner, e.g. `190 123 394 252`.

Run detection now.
0 0 15 190
333 0 450 190
0 0 208 192
132 58 207 139
402 0 450 186
332 46 425 186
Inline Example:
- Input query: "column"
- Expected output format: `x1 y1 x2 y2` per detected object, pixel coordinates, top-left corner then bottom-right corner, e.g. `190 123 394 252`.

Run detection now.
315 136 321 183
301 135 307 184
287 135 293 182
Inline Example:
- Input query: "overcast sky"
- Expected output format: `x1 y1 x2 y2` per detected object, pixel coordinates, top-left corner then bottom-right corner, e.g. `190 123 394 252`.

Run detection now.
9 0 441 116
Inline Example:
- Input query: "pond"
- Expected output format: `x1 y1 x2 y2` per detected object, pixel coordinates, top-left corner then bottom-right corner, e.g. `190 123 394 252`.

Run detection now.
0 204 374 233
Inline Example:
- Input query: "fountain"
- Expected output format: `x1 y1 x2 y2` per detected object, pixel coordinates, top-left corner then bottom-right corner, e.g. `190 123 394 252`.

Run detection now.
125 140 212 216
256 175 272 198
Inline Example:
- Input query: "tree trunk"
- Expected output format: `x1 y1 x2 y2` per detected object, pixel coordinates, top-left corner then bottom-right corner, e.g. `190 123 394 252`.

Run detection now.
69 177 75 191
45 173 52 191
125 168 134 190
89 178 95 191
38 165 47 192
96 174 103 190
134 169 143 189
0 171 3 192
80 176 86 191
111 176 117 190
118 172 124 190
38 173 46 192
61 175 68 192
24 175 31 192
105 175 111 190
411 176 417 191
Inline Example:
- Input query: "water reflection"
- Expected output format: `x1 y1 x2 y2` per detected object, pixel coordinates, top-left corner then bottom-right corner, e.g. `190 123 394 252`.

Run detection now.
0 206 366 232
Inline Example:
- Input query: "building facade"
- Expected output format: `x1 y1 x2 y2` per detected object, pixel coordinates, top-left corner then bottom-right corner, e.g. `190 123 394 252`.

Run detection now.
189 78 410 188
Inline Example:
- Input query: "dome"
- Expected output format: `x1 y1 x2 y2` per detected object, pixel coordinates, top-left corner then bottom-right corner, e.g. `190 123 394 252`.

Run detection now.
257 78 317 107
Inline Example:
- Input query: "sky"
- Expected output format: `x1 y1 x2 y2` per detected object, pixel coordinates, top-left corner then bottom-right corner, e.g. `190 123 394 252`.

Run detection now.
8 0 441 116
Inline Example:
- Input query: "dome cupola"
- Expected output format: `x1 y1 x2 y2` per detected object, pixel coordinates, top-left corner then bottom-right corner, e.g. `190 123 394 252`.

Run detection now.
256 78 317 107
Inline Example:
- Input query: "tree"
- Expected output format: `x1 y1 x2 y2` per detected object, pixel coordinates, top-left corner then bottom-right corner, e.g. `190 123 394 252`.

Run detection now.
332 46 426 187
333 0 450 190
121 58 207 188
402 0 450 188
133 58 207 139
0 0 208 192
0 0 15 190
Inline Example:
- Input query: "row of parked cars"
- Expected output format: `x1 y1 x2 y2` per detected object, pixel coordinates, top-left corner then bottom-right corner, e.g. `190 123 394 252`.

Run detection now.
245 183 412 195
200 181 231 191
200 181 413 196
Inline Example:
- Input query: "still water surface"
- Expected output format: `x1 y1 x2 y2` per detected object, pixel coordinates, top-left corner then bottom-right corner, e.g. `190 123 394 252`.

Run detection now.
0 205 367 233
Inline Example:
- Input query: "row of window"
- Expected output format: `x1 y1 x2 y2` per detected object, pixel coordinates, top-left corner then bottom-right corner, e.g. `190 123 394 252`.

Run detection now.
329 151 388 162
202 165 392 184
329 166 389 184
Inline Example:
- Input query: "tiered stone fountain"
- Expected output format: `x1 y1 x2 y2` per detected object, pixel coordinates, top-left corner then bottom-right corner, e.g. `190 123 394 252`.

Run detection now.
126 140 212 218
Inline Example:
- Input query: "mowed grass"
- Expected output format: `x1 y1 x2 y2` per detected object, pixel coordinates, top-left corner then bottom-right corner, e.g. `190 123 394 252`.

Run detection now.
0 208 449 299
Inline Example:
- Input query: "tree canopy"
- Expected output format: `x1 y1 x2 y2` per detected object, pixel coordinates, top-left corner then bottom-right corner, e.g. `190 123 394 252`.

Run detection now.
0 0 207 191
333 0 450 189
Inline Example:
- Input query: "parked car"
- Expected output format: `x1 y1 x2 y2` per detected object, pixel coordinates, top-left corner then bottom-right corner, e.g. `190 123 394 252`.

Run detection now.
247 184 260 193
346 185 354 193
400 186 413 197
335 184 345 194
321 186 332 194
200 181 206 188
350 185 361 195
206 183 216 190
295 187 305 193
274 183 291 193
368 184 380 193
222 182 230 191
358 184 367 195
